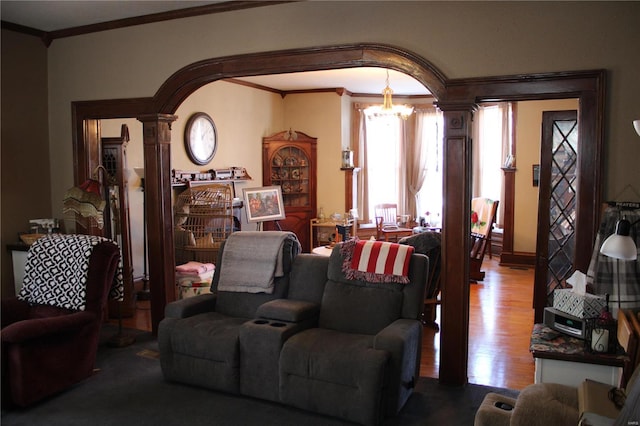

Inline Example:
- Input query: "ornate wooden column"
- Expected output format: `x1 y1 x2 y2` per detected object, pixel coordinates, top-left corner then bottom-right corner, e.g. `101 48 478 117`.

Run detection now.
437 103 476 386
137 114 177 335
499 167 516 263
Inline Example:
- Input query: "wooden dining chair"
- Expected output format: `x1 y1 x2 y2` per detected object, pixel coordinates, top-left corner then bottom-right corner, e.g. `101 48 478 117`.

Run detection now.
619 309 640 388
469 197 499 281
374 203 412 242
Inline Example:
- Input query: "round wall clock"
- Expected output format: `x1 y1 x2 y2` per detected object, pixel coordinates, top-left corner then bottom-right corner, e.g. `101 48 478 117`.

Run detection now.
184 112 217 165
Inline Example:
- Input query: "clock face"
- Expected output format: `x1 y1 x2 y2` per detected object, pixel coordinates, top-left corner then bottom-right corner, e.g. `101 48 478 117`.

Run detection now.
184 112 217 165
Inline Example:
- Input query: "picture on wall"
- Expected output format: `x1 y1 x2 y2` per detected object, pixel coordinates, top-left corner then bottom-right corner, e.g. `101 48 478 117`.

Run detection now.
242 186 286 223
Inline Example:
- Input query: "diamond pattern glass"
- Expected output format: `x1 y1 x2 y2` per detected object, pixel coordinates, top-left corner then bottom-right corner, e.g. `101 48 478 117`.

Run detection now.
546 119 578 304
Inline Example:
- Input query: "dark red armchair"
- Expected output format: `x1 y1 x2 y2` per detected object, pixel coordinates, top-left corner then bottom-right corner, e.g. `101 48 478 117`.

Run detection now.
1 236 120 407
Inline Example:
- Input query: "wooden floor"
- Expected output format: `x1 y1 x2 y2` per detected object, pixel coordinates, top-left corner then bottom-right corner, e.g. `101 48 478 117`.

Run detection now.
110 256 536 390
419 257 536 390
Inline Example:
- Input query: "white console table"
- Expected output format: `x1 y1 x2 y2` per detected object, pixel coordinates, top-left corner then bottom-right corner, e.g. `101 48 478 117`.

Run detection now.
8 243 29 295
530 323 626 387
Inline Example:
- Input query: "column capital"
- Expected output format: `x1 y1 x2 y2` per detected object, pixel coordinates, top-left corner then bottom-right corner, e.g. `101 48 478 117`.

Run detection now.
137 113 177 124
435 101 478 113
138 114 177 146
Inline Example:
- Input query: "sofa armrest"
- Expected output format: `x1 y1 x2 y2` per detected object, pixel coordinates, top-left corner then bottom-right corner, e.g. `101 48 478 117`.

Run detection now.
1 311 95 343
164 293 217 319
374 318 423 415
1 297 30 327
256 299 320 323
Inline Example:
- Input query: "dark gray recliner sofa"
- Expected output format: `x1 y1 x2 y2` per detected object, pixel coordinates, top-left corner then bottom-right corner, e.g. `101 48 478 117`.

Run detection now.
159 234 428 426
158 231 302 394
278 241 428 425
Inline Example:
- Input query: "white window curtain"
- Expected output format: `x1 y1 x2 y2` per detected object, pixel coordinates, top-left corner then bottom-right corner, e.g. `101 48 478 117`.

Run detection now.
472 102 513 227
354 103 438 224
362 109 404 221
415 107 444 226
353 103 371 223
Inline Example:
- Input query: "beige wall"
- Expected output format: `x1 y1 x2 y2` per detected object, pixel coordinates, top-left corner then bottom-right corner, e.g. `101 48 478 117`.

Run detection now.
43 2 640 219
283 92 346 218
1 30 50 295
514 99 580 253
102 81 286 278
3 1 640 294
102 83 346 276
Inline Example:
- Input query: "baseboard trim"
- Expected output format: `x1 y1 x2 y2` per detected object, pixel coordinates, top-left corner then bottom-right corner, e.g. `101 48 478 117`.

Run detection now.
499 251 536 267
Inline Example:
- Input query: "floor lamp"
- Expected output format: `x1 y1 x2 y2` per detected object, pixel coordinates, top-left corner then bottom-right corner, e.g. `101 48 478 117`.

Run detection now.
63 165 135 347
134 167 150 300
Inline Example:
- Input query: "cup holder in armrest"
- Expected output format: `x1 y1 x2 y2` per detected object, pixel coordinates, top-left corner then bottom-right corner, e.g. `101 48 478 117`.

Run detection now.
494 401 513 411
252 319 287 328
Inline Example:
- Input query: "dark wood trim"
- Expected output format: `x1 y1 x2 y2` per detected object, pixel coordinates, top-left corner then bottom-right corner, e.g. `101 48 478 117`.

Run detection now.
500 167 516 255
436 105 475 386
534 110 580 323
3 2 295 47
69 43 605 387
446 70 606 103
0 20 46 39
152 44 448 113
499 252 537 267
137 114 178 334
343 168 355 212
224 78 287 97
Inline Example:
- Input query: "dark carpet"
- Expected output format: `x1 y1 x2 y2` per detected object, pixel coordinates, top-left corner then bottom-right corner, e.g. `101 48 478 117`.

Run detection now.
2 325 518 426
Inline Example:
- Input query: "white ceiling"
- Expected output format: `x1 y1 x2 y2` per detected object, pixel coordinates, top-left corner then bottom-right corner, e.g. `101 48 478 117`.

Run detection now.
0 0 430 95
233 68 429 96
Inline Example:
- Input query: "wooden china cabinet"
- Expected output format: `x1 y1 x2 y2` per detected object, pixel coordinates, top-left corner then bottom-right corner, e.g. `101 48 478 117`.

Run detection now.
262 130 317 252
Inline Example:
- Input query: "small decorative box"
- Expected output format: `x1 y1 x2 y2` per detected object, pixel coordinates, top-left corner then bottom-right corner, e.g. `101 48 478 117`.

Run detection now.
552 289 606 319
179 281 212 299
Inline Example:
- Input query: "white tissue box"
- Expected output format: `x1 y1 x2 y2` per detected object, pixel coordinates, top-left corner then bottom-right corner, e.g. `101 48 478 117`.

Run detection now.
553 289 606 319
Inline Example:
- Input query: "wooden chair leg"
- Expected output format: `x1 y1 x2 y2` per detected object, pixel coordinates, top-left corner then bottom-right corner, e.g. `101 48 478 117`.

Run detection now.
422 300 440 331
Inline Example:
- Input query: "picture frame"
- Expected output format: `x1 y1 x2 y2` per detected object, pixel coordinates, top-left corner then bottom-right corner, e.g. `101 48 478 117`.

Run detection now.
532 164 540 187
242 186 286 223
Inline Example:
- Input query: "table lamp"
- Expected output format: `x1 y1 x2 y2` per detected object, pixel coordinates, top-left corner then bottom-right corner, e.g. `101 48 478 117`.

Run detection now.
599 218 639 261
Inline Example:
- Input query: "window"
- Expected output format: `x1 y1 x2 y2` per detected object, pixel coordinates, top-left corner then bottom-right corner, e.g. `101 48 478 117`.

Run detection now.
477 105 508 201
416 110 444 226
355 103 509 226
362 112 402 220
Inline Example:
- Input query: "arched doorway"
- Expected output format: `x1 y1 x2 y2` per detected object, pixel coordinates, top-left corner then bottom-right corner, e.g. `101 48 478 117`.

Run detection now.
71 43 604 386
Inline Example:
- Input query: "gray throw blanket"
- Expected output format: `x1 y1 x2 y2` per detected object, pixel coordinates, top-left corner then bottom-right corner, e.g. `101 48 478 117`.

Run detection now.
217 231 300 294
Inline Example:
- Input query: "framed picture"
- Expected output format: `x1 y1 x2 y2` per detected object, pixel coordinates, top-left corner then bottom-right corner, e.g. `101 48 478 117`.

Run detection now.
242 186 286 223
532 164 540 187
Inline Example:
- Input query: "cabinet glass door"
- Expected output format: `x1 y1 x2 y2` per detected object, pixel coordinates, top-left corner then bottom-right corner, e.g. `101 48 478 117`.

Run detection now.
269 145 310 207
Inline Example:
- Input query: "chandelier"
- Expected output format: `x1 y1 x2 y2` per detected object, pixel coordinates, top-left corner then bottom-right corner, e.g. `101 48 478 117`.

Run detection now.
366 70 414 120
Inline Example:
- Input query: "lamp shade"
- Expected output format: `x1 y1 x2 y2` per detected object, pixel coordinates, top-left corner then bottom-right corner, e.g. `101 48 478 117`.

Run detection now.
599 219 638 261
62 179 106 229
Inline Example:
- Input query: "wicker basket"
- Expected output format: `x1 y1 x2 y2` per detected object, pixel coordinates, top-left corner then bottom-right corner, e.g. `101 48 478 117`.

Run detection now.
20 233 46 245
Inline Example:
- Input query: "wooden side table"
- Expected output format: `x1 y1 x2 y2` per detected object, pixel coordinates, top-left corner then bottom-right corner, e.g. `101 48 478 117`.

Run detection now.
530 323 626 387
309 218 355 252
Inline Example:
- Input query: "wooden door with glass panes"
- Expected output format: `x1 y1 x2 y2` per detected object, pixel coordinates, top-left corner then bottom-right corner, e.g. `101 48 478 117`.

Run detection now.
102 124 135 318
262 130 317 252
